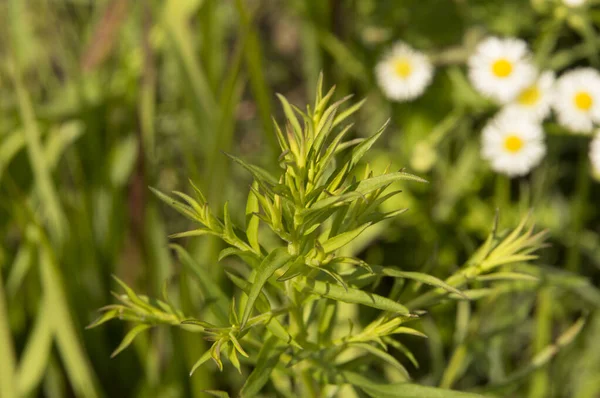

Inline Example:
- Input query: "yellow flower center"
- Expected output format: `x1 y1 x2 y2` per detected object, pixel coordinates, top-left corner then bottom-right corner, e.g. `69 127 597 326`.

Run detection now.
394 59 412 78
517 85 540 106
504 135 524 153
574 91 593 111
491 59 513 78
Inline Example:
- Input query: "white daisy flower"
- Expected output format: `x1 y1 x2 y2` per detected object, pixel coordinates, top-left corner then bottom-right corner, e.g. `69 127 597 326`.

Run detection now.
468 37 536 103
590 133 600 176
552 68 600 134
481 113 546 177
375 41 434 102
563 0 586 7
500 71 555 121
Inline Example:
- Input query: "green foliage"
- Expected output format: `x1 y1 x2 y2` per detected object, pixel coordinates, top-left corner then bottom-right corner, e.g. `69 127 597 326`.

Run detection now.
93 79 550 397
3 1 600 397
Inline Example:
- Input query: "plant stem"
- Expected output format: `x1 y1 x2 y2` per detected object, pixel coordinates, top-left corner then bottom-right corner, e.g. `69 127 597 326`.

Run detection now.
0 272 17 398
528 287 552 398
566 150 590 273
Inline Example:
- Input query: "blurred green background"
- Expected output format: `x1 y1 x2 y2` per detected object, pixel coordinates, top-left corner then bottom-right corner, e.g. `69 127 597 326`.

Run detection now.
2 0 600 397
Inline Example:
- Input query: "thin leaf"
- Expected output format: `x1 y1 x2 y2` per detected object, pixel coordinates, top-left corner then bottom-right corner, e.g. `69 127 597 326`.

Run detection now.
348 120 389 170
241 248 294 327
0 272 17 398
203 390 231 398
370 265 468 300
225 272 299 348
340 371 485 398
355 172 428 196
353 343 410 380
246 182 261 252
332 98 366 128
16 303 53 396
39 244 100 398
111 324 151 358
296 278 410 314
189 349 213 376
169 229 216 239
150 187 199 222
225 152 278 186
239 336 285 398
322 223 372 253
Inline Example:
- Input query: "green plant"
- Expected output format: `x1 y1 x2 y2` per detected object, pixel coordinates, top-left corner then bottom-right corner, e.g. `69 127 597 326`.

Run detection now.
92 77 549 397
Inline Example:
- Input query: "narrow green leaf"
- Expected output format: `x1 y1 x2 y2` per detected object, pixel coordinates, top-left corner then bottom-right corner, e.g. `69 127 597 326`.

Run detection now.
6 240 34 297
475 272 539 282
225 271 269 310
180 319 212 329
0 272 17 398
150 187 200 222
349 119 389 170
111 324 151 358
203 389 231 398
86 309 120 329
189 349 213 376
218 247 261 268
229 333 249 358
246 182 261 252
276 93 303 142
353 343 410 380
370 265 468 299
12 58 66 242
223 201 236 240
211 339 225 371
332 98 366 128
44 121 84 169
188 178 207 204
39 243 100 398
169 229 217 239
225 152 278 186
16 302 53 396
225 272 298 347
240 336 285 398
315 80 336 116
172 190 204 215
241 247 294 327
391 327 428 338
340 371 486 398
384 338 419 369
0 129 25 180
108 134 138 188
112 276 156 314
229 344 242 374
322 223 372 253
296 278 410 314
355 172 428 196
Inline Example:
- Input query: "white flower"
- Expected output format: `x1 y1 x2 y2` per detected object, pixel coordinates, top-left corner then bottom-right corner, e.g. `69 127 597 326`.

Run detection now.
500 71 555 121
481 113 546 177
563 0 586 7
375 42 434 101
468 37 536 103
590 132 600 176
552 68 600 134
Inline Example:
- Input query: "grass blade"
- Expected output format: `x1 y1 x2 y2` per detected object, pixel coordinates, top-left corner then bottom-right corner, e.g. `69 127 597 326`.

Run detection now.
0 272 17 398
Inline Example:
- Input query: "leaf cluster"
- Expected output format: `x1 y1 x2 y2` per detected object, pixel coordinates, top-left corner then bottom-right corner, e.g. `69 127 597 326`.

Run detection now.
93 78 549 397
